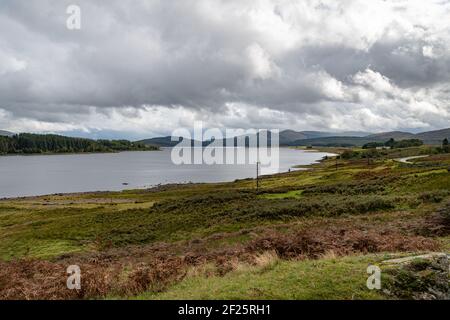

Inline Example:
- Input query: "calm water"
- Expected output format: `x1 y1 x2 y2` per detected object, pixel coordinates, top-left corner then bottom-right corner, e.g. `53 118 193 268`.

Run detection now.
0 148 333 198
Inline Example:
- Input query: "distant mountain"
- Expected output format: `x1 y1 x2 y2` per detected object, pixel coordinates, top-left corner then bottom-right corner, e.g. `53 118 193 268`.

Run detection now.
365 129 450 145
138 136 205 147
139 128 450 148
366 131 416 141
296 128 449 147
140 130 374 147
300 131 372 138
279 130 308 144
289 136 378 147
0 130 14 137
140 132 278 147
138 136 180 147
416 128 450 144
279 130 372 144
335 131 374 137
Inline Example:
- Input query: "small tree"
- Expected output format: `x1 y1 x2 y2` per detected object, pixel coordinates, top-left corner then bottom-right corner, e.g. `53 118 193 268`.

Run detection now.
385 138 395 149
443 138 449 153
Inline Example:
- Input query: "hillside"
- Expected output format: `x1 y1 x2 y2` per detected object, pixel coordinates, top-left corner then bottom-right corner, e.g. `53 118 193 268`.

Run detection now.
279 130 372 144
138 136 204 147
140 128 450 148
367 131 416 141
366 129 450 145
290 128 450 147
138 136 181 147
290 136 378 147
0 146 449 299
0 133 158 155
300 130 372 138
140 130 373 147
0 130 14 137
279 130 308 144
416 128 450 144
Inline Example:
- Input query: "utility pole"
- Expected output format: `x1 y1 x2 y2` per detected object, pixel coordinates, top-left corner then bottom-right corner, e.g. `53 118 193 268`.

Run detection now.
256 133 260 192
256 161 259 192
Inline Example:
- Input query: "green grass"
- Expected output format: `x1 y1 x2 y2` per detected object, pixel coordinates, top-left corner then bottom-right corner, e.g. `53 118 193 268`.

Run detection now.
135 255 387 300
260 190 303 199
439 236 450 251
0 192 402 260
1 147 449 300
1 148 449 261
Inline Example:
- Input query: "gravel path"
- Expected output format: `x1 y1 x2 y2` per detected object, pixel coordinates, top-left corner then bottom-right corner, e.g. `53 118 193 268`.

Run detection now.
394 155 429 163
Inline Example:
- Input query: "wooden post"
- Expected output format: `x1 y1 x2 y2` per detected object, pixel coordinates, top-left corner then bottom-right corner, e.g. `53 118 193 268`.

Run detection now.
256 161 259 191
256 136 260 192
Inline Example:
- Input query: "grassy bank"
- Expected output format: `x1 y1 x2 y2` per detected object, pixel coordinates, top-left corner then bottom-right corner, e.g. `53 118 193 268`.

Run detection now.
135 254 388 300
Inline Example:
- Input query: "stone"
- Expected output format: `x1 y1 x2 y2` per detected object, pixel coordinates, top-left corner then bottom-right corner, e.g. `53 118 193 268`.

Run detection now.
382 253 449 300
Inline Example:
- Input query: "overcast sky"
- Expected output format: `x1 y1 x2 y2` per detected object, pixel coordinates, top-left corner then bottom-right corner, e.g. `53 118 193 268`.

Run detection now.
1 0 449 139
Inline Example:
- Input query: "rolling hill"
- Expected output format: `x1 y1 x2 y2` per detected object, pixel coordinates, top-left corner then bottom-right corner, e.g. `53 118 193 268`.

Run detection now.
138 136 181 147
289 136 378 147
138 136 205 147
416 128 450 144
293 129 450 147
139 130 373 147
366 131 416 141
364 129 450 145
0 130 14 137
138 128 450 147
279 130 308 144
279 130 371 144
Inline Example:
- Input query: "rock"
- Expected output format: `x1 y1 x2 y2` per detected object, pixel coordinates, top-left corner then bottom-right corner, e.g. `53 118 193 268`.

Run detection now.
382 253 448 265
382 253 449 300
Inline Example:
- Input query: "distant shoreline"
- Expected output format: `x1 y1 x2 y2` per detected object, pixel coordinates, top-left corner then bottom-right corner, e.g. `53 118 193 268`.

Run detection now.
0 148 160 157
0 145 319 157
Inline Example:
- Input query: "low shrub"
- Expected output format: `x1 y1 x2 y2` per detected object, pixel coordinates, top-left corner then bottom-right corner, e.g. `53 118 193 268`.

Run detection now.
303 182 385 195
419 190 449 203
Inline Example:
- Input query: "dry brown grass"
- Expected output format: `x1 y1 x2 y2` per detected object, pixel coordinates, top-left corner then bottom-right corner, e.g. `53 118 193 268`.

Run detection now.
0 257 186 300
185 263 217 278
254 250 279 268
245 226 439 259
0 216 441 300
320 250 338 260
418 201 450 236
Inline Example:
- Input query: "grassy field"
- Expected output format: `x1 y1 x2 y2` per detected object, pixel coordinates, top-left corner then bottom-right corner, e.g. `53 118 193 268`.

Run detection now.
135 254 388 300
0 146 449 299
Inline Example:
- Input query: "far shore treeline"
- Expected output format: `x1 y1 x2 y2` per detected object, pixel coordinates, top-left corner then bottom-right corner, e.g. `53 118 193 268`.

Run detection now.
362 138 424 149
0 133 158 155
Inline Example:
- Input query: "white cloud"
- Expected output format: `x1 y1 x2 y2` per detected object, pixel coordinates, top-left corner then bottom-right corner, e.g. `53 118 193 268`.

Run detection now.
0 51 27 75
245 43 279 80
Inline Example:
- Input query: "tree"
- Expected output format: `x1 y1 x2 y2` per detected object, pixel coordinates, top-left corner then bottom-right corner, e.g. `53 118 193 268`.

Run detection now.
385 138 395 149
443 138 449 153
362 142 384 149
0 133 157 155
384 138 423 149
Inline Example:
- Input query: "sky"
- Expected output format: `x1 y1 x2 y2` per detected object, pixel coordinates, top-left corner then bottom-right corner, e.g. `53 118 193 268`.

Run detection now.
0 0 450 140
